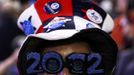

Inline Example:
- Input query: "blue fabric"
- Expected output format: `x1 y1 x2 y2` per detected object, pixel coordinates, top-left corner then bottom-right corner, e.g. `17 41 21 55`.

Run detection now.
28 0 36 5
22 20 34 35
116 49 134 75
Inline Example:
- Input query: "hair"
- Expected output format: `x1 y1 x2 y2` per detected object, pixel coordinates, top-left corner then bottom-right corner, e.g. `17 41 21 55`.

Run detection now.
127 0 134 11
19 0 28 5
92 0 103 4
126 0 134 23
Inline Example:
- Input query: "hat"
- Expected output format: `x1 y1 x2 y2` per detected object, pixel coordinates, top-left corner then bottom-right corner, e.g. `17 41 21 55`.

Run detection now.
17 0 114 35
17 0 117 75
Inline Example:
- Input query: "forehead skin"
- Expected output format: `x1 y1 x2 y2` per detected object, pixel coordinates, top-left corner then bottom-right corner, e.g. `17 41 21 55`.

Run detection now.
43 42 90 59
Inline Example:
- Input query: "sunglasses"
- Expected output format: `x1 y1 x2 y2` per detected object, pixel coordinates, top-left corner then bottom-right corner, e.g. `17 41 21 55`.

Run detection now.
25 51 104 75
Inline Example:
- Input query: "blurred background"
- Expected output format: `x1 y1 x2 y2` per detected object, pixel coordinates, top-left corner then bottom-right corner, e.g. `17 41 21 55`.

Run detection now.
0 0 133 75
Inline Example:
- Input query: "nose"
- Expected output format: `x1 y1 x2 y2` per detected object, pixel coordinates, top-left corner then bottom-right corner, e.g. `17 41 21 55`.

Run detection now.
59 68 70 75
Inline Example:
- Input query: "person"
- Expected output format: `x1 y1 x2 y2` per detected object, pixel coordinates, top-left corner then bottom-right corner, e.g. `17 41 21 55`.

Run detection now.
111 0 130 50
0 50 19 75
17 0 118 75
115 0 134 75
0 0 23 61
111 0 126 50
0 35 25 75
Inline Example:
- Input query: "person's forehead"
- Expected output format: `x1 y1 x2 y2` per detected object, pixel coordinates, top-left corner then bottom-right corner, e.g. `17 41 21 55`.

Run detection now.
43 41 90 58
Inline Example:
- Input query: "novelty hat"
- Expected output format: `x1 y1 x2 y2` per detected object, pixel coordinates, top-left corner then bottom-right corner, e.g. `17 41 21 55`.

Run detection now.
17 0 118 75
17 0 114 35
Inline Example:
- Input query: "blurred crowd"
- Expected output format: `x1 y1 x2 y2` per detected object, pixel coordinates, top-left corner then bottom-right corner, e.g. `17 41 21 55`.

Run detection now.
0 0 30 75
0 0 134 75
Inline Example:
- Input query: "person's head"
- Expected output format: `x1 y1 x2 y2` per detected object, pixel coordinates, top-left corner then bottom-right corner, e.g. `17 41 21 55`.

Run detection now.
18 0 29 12
115 0 128 15
17 0 118 75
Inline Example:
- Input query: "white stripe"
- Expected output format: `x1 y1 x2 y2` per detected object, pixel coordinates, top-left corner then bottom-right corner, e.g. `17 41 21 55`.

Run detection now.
30 30 78 40
17 4 42 33
102 14 114 33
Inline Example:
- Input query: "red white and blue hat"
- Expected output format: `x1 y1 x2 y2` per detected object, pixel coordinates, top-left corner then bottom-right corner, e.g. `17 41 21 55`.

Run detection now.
17 0 117 74
17 0 114 40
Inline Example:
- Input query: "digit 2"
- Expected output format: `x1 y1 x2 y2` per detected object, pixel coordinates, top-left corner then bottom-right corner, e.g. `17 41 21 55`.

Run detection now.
87 53 104 74
26 52 42 74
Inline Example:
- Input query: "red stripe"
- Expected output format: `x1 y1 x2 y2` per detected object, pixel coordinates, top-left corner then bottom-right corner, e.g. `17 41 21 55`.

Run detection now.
36 25 44 33
34 0 73 23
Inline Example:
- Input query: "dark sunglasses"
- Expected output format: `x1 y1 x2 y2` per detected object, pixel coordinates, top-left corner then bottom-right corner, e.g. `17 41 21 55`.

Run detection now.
25 51 104 75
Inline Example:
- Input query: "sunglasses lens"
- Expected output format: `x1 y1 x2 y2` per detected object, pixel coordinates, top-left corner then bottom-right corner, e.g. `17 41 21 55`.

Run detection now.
46 58 60 72
71 59 84 72
67 53 86 74
42 52 63 73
